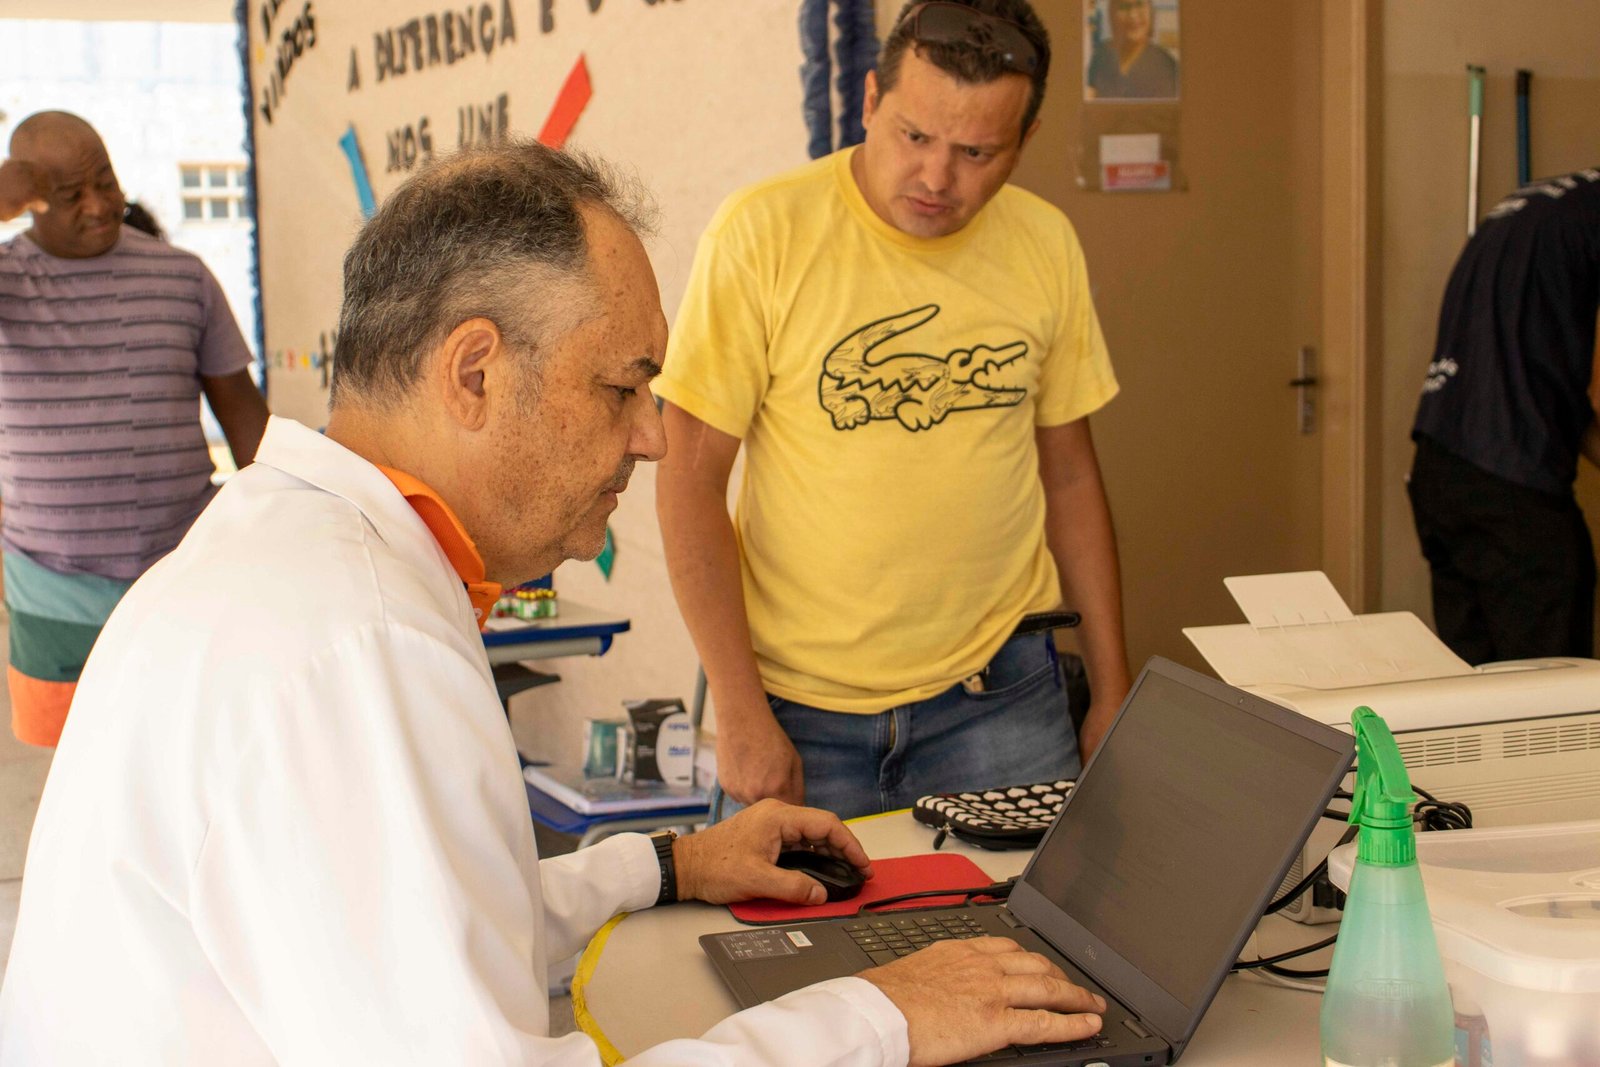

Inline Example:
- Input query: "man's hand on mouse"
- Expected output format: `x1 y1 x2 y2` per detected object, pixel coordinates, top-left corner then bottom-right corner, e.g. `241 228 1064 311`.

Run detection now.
672 798 873 906
861 938 1106 1067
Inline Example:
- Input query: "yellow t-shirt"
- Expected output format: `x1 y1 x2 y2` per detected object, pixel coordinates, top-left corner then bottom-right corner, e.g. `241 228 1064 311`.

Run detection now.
656 148 1118 714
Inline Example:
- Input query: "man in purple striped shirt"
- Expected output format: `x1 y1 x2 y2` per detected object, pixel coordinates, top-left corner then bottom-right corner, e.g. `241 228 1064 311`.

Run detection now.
0 111 269 746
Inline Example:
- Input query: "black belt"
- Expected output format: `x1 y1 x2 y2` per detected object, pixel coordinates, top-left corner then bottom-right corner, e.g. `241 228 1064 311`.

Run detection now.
1012 611 1080 638
962 611 1082 694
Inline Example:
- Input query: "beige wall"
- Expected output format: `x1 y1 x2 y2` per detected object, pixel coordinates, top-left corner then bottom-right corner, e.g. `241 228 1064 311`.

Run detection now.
3 1 231 20
1379 2 1600 637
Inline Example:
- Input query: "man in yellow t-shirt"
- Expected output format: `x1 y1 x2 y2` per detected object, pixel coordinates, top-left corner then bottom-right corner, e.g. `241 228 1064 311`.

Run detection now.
656 0 1131 822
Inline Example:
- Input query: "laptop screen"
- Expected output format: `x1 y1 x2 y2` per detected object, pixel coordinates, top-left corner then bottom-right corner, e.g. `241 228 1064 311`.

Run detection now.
1021 667 1346 1011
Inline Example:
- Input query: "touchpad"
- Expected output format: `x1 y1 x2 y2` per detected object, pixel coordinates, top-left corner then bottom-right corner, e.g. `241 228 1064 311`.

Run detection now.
742 952 856 1001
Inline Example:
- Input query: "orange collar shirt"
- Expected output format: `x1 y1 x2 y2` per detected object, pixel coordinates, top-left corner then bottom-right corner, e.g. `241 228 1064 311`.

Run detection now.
374 465 502 629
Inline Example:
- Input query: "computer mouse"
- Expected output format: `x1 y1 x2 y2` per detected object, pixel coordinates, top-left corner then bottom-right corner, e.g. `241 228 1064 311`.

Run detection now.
775 849 867 902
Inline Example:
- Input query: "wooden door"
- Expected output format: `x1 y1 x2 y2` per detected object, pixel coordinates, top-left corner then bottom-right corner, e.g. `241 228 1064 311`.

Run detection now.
1012 1 1329 670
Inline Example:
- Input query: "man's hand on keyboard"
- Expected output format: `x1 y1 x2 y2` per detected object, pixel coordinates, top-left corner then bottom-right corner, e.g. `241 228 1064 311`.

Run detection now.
860 936 1106 1067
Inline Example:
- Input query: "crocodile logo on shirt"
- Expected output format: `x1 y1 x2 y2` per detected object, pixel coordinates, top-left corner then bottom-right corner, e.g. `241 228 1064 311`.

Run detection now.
818 305 1029 432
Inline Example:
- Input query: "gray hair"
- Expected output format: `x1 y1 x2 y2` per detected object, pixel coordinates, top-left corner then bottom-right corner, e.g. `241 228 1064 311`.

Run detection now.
330 139 653 407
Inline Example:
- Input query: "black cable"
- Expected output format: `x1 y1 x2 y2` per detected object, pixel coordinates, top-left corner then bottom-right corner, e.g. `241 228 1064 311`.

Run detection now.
1265 787 1466 920
1231 933 1338 971
1262 824 1357 915
1242 785 1470 974
1258 807 1348 916
856 879 1015 915
1413 784 1473 832
1263 857 1330 916
1238 784 1468 975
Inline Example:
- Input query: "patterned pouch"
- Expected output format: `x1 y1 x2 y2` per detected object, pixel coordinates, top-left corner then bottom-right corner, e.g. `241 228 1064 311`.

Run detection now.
912 779 1076 851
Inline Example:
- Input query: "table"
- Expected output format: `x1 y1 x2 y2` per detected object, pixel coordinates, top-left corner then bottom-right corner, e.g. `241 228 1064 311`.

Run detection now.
572 812 1332 1065
482 602 631 665
481 604 703 847
479 602 631 710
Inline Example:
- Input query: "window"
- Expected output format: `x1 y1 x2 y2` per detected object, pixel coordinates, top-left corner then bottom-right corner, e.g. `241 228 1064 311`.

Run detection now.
178 163 248 222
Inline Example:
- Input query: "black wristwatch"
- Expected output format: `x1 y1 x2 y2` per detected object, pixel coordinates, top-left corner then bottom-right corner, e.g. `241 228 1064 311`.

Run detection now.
650 830 679 905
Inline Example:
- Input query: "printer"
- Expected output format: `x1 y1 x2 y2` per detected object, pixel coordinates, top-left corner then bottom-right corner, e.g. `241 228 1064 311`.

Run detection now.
1185 571 1600 922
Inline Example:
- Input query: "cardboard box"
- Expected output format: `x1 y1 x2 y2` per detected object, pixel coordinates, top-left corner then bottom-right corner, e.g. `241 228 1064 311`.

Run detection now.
621 698 695 787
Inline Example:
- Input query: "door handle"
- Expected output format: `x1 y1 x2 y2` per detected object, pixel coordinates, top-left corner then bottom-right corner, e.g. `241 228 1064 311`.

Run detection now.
1289 346 1317 435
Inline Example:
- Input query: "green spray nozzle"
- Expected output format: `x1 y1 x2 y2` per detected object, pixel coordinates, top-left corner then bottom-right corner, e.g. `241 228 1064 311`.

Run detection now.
1349 707 1418 866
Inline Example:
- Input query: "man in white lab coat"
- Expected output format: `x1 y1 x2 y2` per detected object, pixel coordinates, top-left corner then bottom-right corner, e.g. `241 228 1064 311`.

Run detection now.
0 142 1104 1065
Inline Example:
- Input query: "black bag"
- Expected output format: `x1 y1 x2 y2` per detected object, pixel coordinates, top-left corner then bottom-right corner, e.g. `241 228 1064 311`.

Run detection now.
912 779 1076 851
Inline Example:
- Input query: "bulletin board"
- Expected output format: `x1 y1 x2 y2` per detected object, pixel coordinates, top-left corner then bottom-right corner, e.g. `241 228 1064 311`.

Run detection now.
241 0 811 427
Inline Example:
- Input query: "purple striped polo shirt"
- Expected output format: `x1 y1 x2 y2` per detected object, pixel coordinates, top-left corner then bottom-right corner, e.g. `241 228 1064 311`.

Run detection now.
0 229 253 581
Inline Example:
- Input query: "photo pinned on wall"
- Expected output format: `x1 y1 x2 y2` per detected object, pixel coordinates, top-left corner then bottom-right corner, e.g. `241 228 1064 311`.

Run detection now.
1076 0 1185 194
1084 0 1180 103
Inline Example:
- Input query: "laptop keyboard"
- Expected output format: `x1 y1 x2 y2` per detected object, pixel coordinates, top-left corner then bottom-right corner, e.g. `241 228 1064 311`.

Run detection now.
842 912 987 965
844 912 1118 1063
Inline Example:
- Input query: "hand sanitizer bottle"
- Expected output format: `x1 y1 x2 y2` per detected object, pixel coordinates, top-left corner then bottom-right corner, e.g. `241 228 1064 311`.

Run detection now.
1320 707 1454 1067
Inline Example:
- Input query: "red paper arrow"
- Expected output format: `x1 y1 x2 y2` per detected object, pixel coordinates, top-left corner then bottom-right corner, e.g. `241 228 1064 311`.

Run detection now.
539 55 592 149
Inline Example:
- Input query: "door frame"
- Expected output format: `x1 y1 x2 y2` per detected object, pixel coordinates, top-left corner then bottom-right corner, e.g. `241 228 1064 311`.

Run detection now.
1320 0 1383 610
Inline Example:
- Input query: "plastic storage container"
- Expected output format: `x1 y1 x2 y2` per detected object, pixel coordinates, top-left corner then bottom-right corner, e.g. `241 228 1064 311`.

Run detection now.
1328 820 1600 1067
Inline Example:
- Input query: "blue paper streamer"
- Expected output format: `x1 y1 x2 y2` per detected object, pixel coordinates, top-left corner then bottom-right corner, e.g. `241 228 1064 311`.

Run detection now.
338 126 378 220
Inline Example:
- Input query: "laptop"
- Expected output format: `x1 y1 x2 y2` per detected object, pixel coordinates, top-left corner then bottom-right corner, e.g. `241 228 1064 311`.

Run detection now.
699 657 1355 1066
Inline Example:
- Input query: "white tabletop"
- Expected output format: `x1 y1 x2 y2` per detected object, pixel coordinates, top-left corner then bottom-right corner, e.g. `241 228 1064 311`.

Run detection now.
572 811 1331 1065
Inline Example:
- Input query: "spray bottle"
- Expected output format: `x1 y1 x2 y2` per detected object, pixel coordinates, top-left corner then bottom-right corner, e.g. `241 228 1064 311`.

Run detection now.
1320 706 1454 1067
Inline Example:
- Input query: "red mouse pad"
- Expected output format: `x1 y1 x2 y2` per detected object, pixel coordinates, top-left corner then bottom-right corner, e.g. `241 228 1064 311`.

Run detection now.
729 852 994 925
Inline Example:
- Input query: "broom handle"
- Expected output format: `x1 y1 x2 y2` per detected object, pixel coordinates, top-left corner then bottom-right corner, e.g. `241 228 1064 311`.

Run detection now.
1467 64 1485 237
1516 69 1532 187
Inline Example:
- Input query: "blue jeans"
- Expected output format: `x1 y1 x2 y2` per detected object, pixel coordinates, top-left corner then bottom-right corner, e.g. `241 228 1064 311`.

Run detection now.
711 632 1081 823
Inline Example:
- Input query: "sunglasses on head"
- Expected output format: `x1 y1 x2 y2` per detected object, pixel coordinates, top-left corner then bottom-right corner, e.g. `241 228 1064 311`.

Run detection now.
899 1 1042 76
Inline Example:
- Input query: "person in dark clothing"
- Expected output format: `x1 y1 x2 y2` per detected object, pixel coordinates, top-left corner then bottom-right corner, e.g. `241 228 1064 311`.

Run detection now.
1409 168 1600 664
122 200 165 240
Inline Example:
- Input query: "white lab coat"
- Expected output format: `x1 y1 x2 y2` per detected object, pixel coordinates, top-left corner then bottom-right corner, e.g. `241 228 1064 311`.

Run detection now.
0 417 908 1067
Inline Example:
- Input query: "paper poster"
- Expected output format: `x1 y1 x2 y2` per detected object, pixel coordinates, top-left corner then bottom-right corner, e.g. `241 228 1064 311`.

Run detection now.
1077 0 1185 192
241 0 810 427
